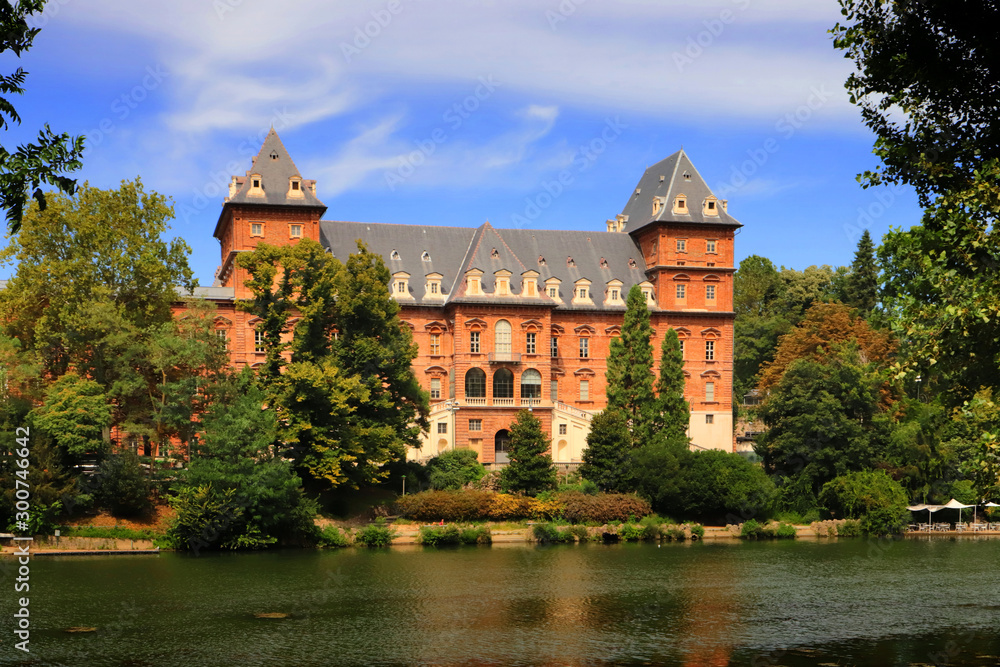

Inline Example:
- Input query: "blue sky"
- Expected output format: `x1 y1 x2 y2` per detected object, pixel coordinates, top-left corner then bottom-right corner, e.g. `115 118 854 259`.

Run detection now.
2 0 923 285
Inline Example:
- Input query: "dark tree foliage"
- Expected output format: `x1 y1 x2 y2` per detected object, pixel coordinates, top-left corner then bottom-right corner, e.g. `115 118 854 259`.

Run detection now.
426 449 486 491
843 229 878 314
93 450 152 518
833 0 1000 201
629 434 687 515
579 409 632 492
672 450 777 525
0 0 85 234
605 285 655 444
500 410 557 496
651 328 690 443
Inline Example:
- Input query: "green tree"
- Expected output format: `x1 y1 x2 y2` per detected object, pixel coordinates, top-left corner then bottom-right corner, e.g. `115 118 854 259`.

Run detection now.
426 449 486 491
1 0 85 234
176 370 317 548
579 409 632 492
30 373 111 462
842 229 878 314
650 328 690 443
674 450 777 525
734 255 782 318
629 435 687 515
93 450 152 517
756 346 892 505
500 409 557 496
818 469 908 535
605 285 655 444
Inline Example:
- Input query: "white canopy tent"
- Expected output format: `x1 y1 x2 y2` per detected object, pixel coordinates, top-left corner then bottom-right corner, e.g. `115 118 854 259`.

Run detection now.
907 499 975 527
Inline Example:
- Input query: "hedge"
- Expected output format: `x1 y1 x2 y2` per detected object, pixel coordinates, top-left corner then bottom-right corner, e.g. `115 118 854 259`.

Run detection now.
394 490 652 523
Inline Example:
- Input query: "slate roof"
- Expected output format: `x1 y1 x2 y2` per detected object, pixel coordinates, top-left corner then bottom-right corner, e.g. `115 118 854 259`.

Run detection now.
619 149 741 234
320 220 649 311
225 129 326 209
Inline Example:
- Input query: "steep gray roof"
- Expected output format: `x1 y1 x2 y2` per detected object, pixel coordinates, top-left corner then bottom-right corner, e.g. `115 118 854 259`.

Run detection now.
320 219 649 311
225 129 326 208
619 149 741 234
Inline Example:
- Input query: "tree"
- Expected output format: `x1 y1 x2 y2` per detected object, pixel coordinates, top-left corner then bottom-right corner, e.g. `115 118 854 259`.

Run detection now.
1 0 85 234
650 328 690 443
734 255 782 318
30 373 111 462
842 229 878 314
818 469 908 535
605 285 655 444
629 435 687 515
673 450 777 525
500 410 557 496
93 450 152 517
756 346 892 505
176 369 317 549
579 409 632 492
426 449 486 491
833 1 1000 201
756 302 895 394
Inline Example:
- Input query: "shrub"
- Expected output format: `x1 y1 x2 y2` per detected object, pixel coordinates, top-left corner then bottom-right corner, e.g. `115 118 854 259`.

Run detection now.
674 450 778 524
561 492 652 524
354 518 396 547
394 490 492 522
819 470 907 535
689 524 705 540
533 523 566 543
459 525 492 545
565 525 591 542
663 526 686 541
838 520 862 537
317 525 351 548
419 525 462 546
860 506 907 536
776 523 797 539
529 496 566 521
426 450 486 490
94 451 152 517
740 519 772 539
487 493 534 521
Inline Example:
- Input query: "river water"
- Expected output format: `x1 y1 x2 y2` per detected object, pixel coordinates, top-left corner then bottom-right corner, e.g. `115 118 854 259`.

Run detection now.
3 536 1000 666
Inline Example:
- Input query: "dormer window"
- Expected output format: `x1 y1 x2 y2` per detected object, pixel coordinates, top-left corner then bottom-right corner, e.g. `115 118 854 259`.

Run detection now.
521 270 539 298
287 177 304 198
491 248 500 258
640 281 656 307
600 257 609 269
605 279 624 306
703 197 720 216
465 269 484 296
652 196 665 217
249 175 264 197
567 257 575 267
270 150 279 160
673 195 687 214
292 181 299 190
545 277 562 303
628 258 637 268
683 171 691 182
538 256 546 266
422 251 431 261
424 272 444 299
572 278 593 305
391 272 413 300
494 269 512 296
390 250 401 261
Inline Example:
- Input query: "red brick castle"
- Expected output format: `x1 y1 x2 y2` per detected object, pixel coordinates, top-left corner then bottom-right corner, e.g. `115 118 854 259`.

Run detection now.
193 130 739 465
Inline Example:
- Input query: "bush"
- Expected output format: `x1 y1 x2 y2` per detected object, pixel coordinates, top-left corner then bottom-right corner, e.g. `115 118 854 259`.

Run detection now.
459 525 492 545
426 449 486 490
419 525 462 546
94 451 152 517
394 490 492 522
674 450 778 524
487 493 534 521
838 520 862 537
165 485 277 551
740 519 771 539
317 525 350 548
819 470 907 535
619 521 660 541
689 524 705 540
776 523 797 539
354 518 396 547
532 523 566 543
561 492 652 524
662 526 686 541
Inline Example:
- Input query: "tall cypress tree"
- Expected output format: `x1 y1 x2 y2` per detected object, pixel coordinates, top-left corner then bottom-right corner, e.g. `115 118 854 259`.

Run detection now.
650 327 690 443
579 408 632 492
845 230 878 315
605 285 656 445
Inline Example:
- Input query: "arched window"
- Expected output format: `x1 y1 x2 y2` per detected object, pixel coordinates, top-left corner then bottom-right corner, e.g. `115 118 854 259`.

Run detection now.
495 319 512 355
465 368 486 398
521 369 542 399
493 368 514 399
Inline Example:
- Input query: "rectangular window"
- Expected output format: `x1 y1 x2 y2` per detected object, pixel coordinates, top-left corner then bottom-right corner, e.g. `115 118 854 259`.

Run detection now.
677 239 687 252
676 284 687 300
216 329 228 349
289 224 302 238
578 288 588 299
580 380 590 401
559 424 567 435
679 339 684 358
430 333 441 356
548 287 558 298
437 422 448 434
526 332 536 355
251 222 263 236
706 239 717 253
469 419 482 432
706 285 716 301
611 289 619 301
396 281 407 294
551 380 558 401
430 377 441 399
551 337 558 357
579 338 589 358
254 329 265 353
706 340 715 361
430 282 438 294
705 382 715 402
706 414 715 424
470 331 480 353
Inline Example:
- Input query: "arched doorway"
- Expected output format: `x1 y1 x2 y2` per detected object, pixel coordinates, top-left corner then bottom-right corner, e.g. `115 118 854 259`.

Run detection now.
494 429 511 464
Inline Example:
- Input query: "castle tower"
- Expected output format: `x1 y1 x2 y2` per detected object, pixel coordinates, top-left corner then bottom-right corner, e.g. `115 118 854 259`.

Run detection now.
620 149 741 450
212 128 327 299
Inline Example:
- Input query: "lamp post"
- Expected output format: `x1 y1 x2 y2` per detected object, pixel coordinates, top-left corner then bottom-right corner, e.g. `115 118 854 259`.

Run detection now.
915 374 922 402
446 400 460 450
